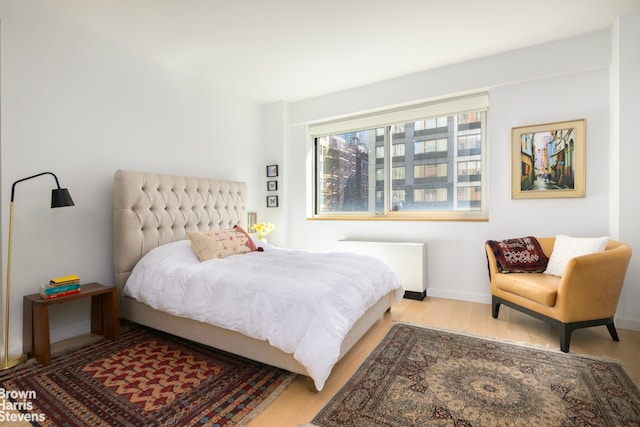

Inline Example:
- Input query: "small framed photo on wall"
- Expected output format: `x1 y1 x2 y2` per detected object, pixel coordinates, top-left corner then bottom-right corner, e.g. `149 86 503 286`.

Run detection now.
267 195 278 208
266 164 278 177
267 180 277 191
247 212 257 232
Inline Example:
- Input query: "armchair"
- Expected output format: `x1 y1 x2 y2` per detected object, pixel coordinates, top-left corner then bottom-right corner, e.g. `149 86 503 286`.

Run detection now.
486 237 632 352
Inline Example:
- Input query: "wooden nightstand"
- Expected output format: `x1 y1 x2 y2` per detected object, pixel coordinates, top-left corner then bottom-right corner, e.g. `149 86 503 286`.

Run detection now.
23 282 119 365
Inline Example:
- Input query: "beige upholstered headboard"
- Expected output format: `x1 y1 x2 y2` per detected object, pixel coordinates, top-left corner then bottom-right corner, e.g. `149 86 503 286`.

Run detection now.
113 169 248 292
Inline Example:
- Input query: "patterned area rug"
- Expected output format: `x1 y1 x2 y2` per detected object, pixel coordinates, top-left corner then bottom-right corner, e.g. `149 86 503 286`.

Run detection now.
0 325 295 426
311 323 640 426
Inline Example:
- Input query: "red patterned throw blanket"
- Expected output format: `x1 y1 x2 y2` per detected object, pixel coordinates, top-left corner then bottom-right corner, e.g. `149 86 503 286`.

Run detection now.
486 236 549 273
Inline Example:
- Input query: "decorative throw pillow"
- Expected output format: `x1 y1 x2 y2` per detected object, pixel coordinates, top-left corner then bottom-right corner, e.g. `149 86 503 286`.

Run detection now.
544 235 608 277
187 225 259 261
231 225 259 252
486 236 549 273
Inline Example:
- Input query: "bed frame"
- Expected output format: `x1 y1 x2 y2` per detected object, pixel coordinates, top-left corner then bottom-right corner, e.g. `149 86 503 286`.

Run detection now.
113 169 395 387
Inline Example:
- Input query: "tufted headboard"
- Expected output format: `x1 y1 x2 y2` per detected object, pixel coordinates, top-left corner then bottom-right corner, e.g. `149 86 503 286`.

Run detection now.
113 169 248 293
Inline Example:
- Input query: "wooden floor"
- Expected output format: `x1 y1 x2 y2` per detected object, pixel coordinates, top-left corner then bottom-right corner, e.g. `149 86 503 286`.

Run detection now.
4 297 638 427
248 297 640 427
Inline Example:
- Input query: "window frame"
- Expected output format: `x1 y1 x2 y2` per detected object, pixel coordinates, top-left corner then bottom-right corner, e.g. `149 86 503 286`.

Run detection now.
309 94 489 221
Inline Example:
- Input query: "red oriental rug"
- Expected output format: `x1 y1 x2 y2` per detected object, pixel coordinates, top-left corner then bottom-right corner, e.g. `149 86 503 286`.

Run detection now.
0 324 295 426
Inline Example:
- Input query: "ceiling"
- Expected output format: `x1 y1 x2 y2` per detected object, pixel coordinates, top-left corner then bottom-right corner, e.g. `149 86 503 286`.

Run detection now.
40 0 640 104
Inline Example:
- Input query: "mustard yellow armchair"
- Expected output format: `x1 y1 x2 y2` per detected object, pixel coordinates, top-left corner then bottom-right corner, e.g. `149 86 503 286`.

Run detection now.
486 237 632 352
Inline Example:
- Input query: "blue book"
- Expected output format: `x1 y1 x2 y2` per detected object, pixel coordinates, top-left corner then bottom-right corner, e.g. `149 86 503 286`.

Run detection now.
40 283 81 295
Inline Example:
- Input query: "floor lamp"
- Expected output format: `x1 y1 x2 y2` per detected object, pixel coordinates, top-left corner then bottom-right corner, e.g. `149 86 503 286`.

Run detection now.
2 172 74 370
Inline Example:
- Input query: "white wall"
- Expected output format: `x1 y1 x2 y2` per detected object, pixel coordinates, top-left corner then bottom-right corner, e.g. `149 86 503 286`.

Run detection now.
276 28 640 330
259 102 288 245
0 1 264 354
615 11 640 329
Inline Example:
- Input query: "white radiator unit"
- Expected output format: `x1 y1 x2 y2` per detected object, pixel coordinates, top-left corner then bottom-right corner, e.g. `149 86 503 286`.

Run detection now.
335 240 427 300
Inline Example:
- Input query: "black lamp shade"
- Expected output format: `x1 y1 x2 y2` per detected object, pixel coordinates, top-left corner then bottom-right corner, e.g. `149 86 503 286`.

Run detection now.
51 188 74 208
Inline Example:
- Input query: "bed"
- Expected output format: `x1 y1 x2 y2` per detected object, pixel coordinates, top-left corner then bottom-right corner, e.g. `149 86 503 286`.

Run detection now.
113 169 402 391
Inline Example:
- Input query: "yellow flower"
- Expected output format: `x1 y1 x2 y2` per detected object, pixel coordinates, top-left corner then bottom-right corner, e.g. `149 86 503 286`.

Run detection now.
252 222 275 241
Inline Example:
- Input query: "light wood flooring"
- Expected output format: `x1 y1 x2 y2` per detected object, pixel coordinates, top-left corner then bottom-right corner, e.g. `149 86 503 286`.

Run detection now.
248 297 640 427
4 297 639 426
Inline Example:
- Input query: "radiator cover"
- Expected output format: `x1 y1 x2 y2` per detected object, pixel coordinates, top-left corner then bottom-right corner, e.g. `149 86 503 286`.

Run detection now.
335 240 427 300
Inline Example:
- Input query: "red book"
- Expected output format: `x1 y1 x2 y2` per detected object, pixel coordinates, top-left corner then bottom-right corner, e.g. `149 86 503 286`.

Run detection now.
40 289 82 300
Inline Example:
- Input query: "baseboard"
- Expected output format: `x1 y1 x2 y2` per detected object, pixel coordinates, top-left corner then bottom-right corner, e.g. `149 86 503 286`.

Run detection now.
49 321 92 345
427 288 492 305
615 316 640 332
427 289 640 332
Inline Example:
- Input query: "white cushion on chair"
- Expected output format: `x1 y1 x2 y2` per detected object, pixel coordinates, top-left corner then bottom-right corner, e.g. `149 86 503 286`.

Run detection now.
544 235 608 277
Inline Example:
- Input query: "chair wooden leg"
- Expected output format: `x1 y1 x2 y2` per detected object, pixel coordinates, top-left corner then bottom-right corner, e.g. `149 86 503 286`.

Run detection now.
606 322 620 342
492 297 501 319
559 324 572 353
490 295 619 353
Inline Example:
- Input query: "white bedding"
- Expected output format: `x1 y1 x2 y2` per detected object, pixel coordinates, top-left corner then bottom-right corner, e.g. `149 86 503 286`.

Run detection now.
123 240 403 390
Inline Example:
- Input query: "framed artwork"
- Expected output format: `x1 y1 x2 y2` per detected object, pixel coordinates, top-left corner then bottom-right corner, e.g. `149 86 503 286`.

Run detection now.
267 195 278 208
267 180 278 191
247 212 257 232
511 119 586 199
266 164 278 177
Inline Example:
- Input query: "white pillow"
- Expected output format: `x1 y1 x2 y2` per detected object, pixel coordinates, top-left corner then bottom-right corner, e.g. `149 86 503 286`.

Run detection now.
544 235 608 277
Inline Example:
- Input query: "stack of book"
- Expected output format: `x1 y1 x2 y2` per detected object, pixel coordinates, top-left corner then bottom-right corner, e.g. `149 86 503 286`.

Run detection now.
40 274 81 299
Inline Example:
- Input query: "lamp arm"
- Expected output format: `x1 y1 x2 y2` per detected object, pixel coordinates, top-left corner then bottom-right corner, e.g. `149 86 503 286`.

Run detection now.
10 172 62 202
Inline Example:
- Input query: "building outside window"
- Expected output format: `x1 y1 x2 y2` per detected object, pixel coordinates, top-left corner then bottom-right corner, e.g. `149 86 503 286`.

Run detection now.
311 94 488 220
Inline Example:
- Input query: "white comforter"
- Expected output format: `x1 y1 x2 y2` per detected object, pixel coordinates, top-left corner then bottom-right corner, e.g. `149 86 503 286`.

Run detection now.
123 240 403 390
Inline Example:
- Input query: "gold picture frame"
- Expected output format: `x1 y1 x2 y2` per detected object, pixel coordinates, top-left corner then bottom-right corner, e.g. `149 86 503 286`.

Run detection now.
511 119 586 199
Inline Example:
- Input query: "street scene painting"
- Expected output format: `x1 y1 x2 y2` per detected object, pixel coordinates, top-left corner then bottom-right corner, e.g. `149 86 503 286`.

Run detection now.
511 119 585 199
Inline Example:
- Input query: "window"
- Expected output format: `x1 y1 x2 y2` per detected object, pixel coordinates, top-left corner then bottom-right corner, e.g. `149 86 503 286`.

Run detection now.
458 160 481 176
414 163 448 178
414 188 448 202
311 94 488 220
458 134 482 151
414 116 448 131
392 166 406 180
457 185 482 202
392 143 405 157
414 138 448 154
391 124 406 134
